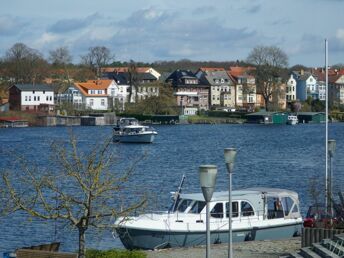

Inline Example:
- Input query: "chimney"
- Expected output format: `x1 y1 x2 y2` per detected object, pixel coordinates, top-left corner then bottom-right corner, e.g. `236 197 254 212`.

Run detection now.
300 69 304 76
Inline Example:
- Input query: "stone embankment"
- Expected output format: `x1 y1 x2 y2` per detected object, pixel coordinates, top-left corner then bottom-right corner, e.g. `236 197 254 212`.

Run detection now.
145 237 301 258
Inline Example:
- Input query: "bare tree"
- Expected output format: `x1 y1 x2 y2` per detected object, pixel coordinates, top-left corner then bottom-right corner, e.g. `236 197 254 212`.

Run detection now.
4 43 49 84
49 46 73 92
247 46 288 111
127 60 139 103
1 134 146 258
81 46 114 78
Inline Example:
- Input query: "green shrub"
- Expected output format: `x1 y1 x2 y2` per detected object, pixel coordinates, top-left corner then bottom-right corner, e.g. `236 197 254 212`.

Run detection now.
86 249 146 258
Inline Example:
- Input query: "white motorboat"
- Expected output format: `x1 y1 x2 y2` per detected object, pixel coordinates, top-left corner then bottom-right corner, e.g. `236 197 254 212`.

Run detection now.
113 118 157 143
114 187 303 250
287 115 298 125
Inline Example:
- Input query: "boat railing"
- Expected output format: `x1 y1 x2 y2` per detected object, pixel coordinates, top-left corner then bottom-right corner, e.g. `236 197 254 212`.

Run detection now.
140 209 269 222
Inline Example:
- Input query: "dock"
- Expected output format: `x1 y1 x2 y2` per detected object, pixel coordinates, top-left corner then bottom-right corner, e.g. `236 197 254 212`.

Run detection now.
145 237 301 258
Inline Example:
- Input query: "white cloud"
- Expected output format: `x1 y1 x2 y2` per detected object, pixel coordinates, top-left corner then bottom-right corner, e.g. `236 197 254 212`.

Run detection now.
33 32 60 49
336 29 344 42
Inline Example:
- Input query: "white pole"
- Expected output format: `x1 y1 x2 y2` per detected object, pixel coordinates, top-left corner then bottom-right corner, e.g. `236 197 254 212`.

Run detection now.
228 171 232 258
325 39 329 214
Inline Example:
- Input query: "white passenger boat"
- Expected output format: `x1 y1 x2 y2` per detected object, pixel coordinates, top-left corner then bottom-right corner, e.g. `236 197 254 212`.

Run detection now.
287 115 298 125
114 187 303 250
113 118 158 143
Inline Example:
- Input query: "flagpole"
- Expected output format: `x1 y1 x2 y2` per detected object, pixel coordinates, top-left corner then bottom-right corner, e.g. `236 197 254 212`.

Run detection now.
325 39 329 213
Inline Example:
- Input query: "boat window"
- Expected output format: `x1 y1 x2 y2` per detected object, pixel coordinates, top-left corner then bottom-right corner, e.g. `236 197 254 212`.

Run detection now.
241 201 254 216
281 197 295 216
292 204 299 213
211 203 224 218
177 199 192 213
189 201 206 214
267 197 284 219
225 201 239 218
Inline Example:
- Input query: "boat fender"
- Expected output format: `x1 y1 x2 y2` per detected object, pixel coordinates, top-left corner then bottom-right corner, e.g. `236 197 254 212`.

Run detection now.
245 227 258 241
214 238 221 244
293 229 301 237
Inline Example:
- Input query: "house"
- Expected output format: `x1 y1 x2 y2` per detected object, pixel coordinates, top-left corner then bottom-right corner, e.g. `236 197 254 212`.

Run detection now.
286 74 297 102
59 80 116 110
327 74 344 107
246 111 288 124
102 71 159 105
195 68 235 108
165 69 209 115
228 66 257 111
9 84 54 113
292 70 318 101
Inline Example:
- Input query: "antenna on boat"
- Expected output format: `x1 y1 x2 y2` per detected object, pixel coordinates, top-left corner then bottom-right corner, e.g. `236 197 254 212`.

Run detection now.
169 174 186 213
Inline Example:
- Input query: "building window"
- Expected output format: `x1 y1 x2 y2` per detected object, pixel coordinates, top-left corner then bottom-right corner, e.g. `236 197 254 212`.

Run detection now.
34 96 36 101
90 99 94 106
50 96 52 101
46 96 48 101
98 90 102 94
101 99 105 106
43 91 45 94
37 96 40 101
29 96 31 101
25 96 28 101
32 91 35 94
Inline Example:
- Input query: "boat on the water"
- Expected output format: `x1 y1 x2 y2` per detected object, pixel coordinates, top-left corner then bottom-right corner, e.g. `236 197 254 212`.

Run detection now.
287 115 298 125
113 117 157 143
114 187 303 250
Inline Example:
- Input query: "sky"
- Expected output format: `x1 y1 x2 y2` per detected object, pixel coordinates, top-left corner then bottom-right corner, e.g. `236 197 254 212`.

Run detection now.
1 0 344 67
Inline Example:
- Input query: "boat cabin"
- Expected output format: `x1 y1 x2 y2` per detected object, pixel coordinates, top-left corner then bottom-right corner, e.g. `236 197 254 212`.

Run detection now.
174 187 300 220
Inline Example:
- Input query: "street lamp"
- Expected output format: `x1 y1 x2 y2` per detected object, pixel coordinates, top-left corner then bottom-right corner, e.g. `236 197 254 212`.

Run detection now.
328 139 336 218
199 165 218 258
224 148 237 258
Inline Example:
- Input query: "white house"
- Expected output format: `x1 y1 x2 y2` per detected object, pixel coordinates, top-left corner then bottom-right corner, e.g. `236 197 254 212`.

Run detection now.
59 80 118 110
9 84 54 112
286 74 297 102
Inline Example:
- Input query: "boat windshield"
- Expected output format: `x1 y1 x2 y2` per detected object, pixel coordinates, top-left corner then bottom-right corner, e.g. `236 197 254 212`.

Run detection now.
177 199 193 213
189 201 206 214
267 196 299 219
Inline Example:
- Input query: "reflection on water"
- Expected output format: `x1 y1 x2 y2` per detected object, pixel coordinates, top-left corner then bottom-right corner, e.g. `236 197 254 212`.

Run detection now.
0 123 343 253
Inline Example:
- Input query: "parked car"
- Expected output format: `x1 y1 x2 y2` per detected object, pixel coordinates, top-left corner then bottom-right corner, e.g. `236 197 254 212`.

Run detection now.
303 204 337 228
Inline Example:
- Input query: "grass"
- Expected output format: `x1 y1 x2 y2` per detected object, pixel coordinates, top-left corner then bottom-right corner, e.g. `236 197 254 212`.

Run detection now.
86 249 146 258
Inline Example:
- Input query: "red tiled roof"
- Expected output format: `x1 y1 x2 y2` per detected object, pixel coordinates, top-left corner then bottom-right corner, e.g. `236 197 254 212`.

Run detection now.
73 80 113 96
228 66 256 77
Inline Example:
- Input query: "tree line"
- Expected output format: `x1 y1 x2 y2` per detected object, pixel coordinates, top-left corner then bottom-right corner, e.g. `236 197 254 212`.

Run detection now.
1 42 339 113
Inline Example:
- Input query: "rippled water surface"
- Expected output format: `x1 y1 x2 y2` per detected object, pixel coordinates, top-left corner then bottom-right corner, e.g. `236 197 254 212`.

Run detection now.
0 123 344 253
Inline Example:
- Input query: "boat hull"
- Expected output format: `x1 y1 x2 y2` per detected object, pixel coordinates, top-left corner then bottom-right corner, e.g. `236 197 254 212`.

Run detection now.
115 222 302 250
113 133 156 143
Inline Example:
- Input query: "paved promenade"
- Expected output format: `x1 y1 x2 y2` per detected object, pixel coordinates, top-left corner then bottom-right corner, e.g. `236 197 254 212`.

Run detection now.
145 237 301 258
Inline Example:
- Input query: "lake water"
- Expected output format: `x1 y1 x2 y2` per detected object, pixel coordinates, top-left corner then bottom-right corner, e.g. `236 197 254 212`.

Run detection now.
0 123 344 253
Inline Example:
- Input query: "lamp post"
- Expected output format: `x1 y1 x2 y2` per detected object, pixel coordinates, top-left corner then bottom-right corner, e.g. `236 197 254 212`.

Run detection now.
327 139 336 219
199 165 218 258
224 148 237 258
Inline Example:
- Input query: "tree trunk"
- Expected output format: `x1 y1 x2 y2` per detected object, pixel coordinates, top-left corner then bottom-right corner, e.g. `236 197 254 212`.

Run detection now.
78 227 86 258
264 96 270 111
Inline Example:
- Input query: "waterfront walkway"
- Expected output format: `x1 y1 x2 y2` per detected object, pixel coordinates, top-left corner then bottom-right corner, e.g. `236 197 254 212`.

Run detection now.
145 237 301 258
